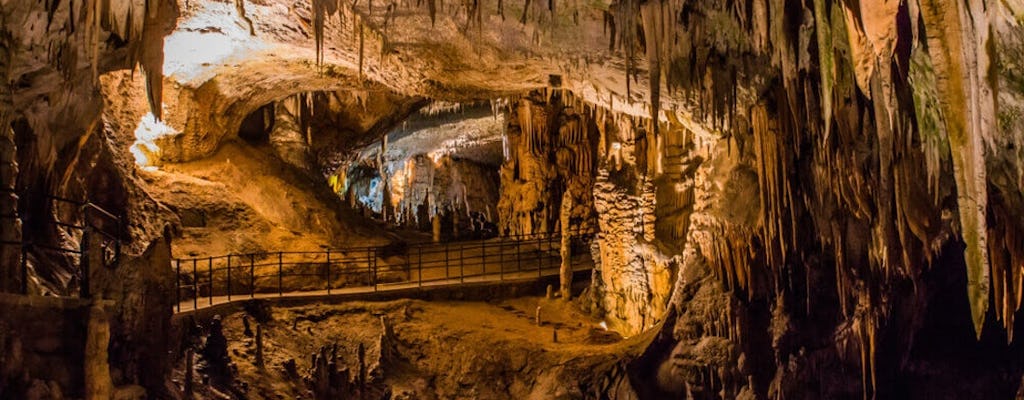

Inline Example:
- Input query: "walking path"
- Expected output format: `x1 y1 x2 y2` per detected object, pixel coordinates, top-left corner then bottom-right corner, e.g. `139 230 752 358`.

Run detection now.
173 233 595 313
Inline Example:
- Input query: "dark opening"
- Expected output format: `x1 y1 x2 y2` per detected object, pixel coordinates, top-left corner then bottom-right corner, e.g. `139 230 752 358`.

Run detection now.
238 103 275 142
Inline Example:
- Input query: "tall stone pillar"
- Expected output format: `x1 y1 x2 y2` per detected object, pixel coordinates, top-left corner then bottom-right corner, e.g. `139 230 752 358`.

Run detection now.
432 212 441 243
84 300 114 400
559 192 573 300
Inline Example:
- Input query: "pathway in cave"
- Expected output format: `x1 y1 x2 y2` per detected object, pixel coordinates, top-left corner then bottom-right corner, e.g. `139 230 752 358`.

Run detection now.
174 233 595 313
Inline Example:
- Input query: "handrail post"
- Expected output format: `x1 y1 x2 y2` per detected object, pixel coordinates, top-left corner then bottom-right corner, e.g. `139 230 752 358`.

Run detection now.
326 250 332 295
192 259 198 311
80 226 91 298
538 237 542 278
370 247 378 290
516 238 521 274
417 246 422 288
114 216 122 267
481 239 486 276
444 242 449 279
227 255 232 301
208 257 213 306
459 243 464 283
20 244 28 295
250 254 255 298
175 259 181 313
499 238 504 282
278 252 283 296
549 233 554 273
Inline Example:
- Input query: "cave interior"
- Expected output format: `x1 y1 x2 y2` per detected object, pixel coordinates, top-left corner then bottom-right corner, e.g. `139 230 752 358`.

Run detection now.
2 0 1024 398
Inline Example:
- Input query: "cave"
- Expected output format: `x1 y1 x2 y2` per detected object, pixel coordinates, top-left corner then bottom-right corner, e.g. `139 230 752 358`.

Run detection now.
2 0 1024 399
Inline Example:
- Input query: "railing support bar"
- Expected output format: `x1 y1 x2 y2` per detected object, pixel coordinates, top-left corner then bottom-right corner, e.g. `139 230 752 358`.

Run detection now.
175 259 181 313
192 259 198 311
250 254 256 299
227 255 232 302
209 257 213 306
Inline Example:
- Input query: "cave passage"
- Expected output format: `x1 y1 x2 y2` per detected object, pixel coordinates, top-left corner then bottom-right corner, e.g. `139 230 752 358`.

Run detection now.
345 101 505 240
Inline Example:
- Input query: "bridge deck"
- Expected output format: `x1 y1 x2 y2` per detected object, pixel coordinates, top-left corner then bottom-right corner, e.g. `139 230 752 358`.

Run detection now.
174 261 593 313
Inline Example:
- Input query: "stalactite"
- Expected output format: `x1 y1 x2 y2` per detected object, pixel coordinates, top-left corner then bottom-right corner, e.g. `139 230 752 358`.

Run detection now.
640 1 661 139
918 0 992 338
813 0 834 140
358 21 365 79
312 0 340 66
428 0 437 25
89 0 102 81
908 45 948 202
139 0 165 121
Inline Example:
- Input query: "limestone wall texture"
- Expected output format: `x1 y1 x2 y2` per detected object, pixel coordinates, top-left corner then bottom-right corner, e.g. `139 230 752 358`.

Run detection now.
0 294 97 398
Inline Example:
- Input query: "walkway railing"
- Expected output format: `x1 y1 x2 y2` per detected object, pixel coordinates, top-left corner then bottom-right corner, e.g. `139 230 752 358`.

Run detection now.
174 230 595 313
1 191 123 297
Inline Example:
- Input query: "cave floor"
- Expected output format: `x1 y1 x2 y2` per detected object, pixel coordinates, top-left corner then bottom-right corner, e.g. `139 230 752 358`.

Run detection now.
179 296 644 399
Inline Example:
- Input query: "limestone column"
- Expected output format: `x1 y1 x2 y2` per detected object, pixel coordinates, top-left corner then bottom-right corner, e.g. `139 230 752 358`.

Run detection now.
559 192 573 300
379 136 392 222
451 205 460 239
84 300 113 400
431 210 441 243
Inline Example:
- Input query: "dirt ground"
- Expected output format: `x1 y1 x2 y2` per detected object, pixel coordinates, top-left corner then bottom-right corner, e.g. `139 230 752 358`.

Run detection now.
175 295 649 399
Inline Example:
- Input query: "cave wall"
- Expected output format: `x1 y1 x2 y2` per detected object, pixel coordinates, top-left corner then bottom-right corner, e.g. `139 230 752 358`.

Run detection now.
0 294 91 398
497 93 598 238
618 0 1024 398
1 0 181 397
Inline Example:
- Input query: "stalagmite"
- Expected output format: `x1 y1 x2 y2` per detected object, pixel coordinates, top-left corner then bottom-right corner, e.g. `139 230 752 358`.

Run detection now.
84 302 113 400
255 324 264 368
432 212 441 242
184 349 193 398
559 192 573 300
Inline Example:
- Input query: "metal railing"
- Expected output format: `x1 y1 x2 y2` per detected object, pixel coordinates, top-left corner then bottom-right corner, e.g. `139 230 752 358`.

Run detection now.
0 191 123 297
174 230 596 312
